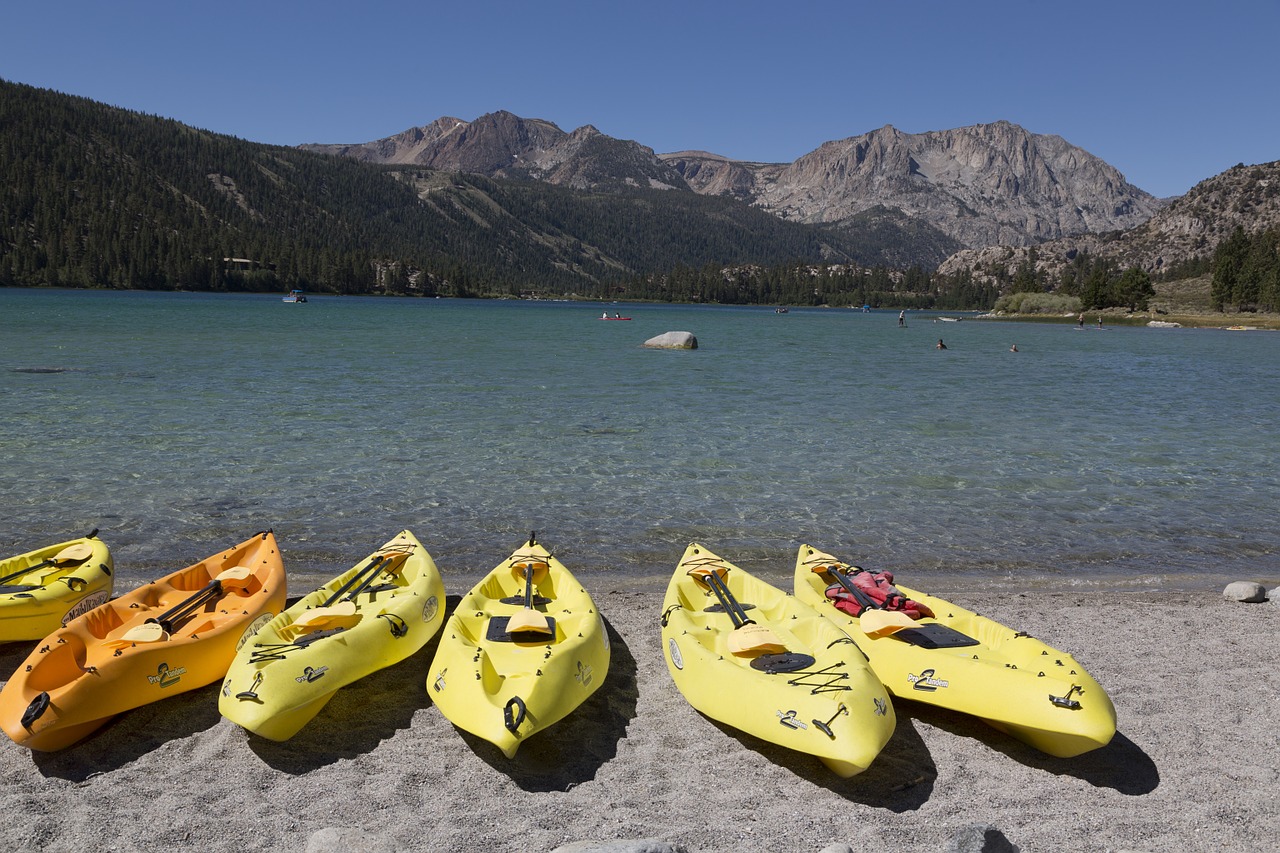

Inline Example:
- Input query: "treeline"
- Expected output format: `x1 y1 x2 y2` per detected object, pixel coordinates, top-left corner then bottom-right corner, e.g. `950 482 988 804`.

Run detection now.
0 80 436 293
0 79 903 298
604 261 1000 309
1048 251 1155 311
14 78 1243 313
1211 226 1280 312
945 247 1156 312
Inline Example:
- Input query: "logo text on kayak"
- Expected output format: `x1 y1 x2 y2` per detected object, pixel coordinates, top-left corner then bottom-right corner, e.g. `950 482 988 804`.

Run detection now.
149 663 186 688
907 668 949 691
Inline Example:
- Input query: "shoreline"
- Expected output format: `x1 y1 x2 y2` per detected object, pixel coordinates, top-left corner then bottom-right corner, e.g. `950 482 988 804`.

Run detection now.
974 310 1280 330
11 286 1279 330
2 587 1276 852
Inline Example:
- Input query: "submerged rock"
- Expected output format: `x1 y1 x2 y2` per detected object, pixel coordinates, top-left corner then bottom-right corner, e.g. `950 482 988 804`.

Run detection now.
643 331 698 349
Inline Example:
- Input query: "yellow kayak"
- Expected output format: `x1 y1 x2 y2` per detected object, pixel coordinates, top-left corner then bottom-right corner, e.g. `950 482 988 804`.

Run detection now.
795 544 1115 758
0 531 286 751
0 531 114 642
662 543 895 777
428 536 609 758
220 530 445 740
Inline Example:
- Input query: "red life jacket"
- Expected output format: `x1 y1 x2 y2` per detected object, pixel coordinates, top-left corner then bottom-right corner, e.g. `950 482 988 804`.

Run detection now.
825 570 934 620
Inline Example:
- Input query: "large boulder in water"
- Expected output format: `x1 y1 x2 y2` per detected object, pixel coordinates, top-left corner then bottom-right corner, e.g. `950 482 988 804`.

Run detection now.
643 331 698 349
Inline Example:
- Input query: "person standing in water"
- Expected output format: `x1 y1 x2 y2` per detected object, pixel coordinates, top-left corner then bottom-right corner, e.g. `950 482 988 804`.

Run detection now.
936 339 947 350
898 311 905 327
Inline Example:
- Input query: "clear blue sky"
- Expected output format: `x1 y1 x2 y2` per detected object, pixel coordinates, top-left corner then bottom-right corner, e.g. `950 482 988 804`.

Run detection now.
4 1 1276 199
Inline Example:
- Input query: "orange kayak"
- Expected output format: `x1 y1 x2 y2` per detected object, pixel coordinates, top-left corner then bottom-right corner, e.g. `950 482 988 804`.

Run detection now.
0 530 286 751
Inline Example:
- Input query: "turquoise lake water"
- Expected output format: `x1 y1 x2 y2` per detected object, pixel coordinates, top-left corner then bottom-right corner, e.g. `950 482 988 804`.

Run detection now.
2 288 1277 593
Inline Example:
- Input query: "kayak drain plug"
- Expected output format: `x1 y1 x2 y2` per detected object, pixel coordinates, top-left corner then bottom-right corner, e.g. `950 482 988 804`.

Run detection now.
21 692 51 730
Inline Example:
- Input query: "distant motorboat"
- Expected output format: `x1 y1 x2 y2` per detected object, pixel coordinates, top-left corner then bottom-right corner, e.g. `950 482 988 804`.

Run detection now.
774 307 789 314
283 290 308 303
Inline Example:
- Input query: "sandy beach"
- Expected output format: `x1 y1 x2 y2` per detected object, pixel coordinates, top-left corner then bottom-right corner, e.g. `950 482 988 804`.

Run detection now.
1 584 1276 853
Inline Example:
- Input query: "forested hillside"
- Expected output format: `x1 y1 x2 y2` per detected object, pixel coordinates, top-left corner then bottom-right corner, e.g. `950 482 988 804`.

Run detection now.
0 79 881 296
1210 226 1280 311
9 79 1131 310
607 262 996 309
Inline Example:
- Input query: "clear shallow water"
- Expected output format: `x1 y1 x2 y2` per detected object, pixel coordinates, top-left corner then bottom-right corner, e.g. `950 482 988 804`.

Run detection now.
3 288 1278 593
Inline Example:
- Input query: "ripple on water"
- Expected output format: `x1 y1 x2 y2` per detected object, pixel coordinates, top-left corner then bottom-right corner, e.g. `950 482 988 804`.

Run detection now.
2 291 1278 592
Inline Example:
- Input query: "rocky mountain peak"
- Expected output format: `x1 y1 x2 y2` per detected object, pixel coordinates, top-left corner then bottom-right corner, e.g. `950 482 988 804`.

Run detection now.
301 113 688 191
665 121 1159 250
304 112 1164 263
937 159 1280 283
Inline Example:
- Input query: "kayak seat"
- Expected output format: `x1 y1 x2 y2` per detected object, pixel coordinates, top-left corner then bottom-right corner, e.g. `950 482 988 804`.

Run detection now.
891 623 980 649
499 593 551 606
182 619 217 636
83 606 127 640
704 602 756 614
278 604 362 641
486 615 557 644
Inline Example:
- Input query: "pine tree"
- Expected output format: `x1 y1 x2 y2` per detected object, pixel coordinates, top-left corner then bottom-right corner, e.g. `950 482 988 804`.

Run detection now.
1116 267 1154 311
1212 227 1250 311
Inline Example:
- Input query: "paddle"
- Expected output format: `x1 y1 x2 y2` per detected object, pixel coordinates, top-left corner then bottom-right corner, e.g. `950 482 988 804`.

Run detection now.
687 563 786 655
0 541 95 586
814 562 880 613
859 609 919 638
320 555 389 608
341 550 409 602
811 558 925 636
116 565 256 643
278 600 363 641
506 560 553 635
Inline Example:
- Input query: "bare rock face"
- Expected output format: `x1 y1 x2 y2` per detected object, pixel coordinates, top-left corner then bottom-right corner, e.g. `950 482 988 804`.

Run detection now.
937 159 1280 283
302 111 689 192
665 121 1160 249
660 151 781 202
306 113 1161 255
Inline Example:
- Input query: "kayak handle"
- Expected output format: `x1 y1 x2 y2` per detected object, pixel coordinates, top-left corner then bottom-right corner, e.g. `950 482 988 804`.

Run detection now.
1049 685 1083 709
503 696 527 734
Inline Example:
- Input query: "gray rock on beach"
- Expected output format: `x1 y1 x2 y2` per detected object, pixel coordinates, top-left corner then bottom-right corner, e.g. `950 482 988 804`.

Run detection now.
551 841 689 853
1222 581 1268 602
307 827 396 853
643 331 698 349
944 824 1018 853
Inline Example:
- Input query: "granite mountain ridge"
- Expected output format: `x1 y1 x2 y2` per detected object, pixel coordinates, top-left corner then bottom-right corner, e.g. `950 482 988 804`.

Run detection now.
302 113 1163 259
